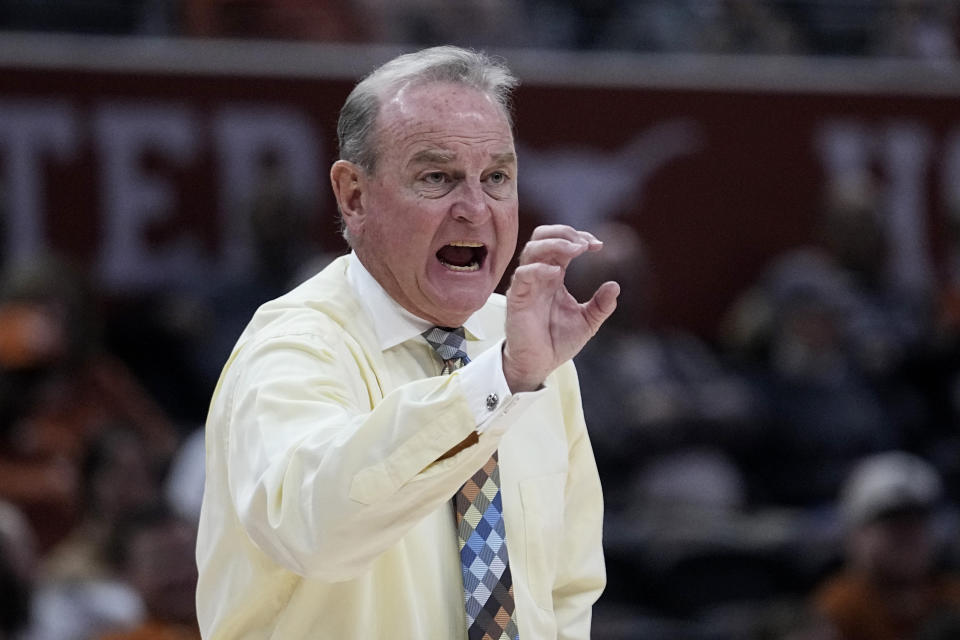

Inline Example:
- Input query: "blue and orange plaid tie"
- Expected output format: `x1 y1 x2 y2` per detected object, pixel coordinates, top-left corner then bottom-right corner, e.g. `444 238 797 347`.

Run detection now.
422 327 520 640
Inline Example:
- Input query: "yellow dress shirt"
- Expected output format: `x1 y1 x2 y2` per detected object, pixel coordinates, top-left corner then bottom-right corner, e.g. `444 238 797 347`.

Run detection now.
196 255 605 639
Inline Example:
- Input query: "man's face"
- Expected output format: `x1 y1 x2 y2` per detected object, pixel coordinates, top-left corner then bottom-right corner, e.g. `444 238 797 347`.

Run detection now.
849 509 936 582
349 82 519 327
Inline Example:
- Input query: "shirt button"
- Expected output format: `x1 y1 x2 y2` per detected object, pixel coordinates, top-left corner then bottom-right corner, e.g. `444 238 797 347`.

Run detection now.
485 393 499 411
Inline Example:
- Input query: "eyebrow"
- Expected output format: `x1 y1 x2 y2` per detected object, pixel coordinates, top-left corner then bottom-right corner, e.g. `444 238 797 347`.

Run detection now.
409 150 456 165
408 150 517 167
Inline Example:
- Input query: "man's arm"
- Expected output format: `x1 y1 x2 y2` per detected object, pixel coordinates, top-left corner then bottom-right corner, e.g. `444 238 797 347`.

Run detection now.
217 224 617 586
217 331 535 582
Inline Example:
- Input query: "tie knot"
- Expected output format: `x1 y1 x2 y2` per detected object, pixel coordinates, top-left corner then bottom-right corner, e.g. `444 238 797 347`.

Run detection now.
422 326 470 371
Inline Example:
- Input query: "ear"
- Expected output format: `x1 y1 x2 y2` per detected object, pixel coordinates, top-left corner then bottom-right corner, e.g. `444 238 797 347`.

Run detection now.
330 160 367 236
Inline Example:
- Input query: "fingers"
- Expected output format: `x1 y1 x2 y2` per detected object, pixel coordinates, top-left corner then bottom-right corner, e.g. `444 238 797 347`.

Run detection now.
520 225 604 269
581 280 621 334
519 238 587 269
507 262 564 303
530 224 602 248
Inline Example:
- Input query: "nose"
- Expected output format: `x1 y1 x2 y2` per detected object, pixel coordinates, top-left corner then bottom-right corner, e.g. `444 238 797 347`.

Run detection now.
450 180 490 224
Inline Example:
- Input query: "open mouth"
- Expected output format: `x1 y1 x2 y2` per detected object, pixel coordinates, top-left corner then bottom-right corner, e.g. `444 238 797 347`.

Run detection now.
436 241 487 272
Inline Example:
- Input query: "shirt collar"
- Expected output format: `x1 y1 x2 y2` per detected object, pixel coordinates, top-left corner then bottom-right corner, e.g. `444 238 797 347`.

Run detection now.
346 251 487 351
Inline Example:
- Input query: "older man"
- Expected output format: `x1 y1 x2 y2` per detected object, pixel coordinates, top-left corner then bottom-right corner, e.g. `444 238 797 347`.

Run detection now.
195 46 619 639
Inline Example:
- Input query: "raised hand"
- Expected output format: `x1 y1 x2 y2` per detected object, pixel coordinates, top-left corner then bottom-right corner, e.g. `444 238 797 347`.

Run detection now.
502 225 620 392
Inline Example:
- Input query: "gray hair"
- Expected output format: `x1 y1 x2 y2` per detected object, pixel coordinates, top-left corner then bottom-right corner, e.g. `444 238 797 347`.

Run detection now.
337 46 519 173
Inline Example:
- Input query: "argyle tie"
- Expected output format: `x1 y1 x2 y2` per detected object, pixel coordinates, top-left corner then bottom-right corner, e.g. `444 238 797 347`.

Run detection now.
422 327 520 640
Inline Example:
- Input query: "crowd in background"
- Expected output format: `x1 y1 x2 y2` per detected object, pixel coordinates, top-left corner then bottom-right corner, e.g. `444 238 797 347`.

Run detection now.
568 174 960 637
0 148 319 639
0 143 959 640
0 0 958 61
0 3 960 639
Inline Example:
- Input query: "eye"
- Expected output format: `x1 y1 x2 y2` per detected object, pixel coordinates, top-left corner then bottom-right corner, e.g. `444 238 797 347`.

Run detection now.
487 171 508 185
423 171 448 185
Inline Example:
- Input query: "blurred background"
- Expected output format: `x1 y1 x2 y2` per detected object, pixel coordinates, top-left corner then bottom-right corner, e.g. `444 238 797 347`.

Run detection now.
1 1 960 639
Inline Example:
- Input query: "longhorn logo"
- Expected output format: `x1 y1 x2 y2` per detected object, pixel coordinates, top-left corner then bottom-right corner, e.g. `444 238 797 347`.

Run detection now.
518 118 705 227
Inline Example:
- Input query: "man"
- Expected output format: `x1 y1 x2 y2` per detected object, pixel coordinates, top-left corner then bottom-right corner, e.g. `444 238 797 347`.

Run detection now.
195 45 619 639
813 451 960 640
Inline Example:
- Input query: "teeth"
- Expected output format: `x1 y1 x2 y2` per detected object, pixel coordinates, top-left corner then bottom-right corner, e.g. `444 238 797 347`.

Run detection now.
448 241 483 247
439 259 480 272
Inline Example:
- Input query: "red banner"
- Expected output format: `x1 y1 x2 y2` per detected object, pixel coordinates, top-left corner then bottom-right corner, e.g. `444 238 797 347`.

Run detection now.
1 41 958 337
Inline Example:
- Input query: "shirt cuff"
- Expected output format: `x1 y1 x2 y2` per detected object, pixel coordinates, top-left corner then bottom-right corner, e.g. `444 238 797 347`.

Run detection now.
457 339 543 434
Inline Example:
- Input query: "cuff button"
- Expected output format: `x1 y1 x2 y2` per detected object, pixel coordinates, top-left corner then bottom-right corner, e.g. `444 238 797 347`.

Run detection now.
485 393 499 411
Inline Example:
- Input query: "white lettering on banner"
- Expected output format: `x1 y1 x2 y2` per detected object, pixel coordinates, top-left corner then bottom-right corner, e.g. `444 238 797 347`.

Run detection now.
212 106 321 275
94 103 200 289
0 99 324 290
2 97 957 298
0 101 78 263
816 120 935 293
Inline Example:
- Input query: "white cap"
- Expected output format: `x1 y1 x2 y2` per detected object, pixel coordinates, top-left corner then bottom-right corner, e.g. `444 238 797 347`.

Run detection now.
840 451 943 529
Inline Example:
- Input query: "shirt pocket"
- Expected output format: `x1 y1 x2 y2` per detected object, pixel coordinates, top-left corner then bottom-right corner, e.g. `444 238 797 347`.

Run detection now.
518 472 566 611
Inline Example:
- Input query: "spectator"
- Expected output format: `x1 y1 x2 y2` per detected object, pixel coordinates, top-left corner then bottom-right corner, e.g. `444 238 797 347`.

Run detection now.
41 427 161 584
0 256 178 551
733 270 901 504
27 427 162 640
98 506 199 640
726 172 930 380
812 451 960 640
721 173 930 505
0 298 79 551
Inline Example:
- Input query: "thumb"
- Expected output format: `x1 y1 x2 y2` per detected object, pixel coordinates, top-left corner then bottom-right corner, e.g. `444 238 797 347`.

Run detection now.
582 280 620 334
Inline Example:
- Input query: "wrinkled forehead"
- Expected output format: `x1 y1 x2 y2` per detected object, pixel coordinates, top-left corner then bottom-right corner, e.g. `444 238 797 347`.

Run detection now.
375 81 513 146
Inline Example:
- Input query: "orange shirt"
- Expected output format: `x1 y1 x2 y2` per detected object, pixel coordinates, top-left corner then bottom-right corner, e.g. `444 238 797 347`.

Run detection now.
99 620 200 640
814 570 960 640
